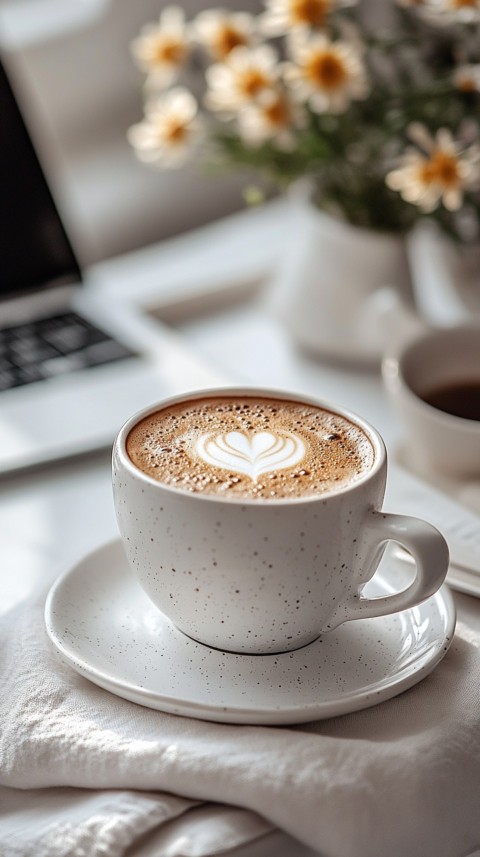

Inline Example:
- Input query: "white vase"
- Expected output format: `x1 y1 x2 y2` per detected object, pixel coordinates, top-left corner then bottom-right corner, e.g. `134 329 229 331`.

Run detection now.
408 221 480 326
275 184 413 366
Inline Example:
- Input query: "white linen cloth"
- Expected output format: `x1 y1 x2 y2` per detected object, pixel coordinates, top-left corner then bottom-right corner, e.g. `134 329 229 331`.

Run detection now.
1 589 480 857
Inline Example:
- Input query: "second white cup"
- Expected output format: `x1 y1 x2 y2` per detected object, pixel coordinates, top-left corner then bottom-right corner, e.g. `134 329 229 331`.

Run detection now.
383 323 480 479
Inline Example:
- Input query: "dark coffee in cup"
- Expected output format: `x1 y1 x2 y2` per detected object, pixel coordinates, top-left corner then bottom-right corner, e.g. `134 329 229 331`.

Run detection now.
421 380 480 422
126 395 375 500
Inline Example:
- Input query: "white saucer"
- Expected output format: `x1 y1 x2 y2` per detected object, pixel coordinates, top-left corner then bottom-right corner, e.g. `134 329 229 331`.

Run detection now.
45 538 456 725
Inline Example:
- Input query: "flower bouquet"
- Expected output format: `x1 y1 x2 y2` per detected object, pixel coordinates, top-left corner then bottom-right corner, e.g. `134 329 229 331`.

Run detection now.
128 0 480 243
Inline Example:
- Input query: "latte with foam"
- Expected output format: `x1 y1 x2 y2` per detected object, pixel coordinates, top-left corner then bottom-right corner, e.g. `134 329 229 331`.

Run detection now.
126 396 374 500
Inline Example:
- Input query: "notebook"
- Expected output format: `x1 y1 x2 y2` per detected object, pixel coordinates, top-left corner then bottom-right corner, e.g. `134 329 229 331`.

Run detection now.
0 55 219 476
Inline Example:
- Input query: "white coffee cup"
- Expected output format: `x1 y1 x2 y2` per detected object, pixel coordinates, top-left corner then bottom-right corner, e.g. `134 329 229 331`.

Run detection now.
382 300 480 478
112 387 448 655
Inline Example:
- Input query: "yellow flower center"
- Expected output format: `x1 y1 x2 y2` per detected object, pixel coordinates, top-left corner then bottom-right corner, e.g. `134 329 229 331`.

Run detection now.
419 150 461 189
456 75 477 92
264 96 290 127
289 0 332 26
163 119 189 145
150 37 186 66
306 50 348 91
213 24 247 59
239 69 270 97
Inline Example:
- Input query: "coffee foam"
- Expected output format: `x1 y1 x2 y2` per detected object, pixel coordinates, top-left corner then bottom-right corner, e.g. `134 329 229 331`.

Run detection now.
126 396 375 500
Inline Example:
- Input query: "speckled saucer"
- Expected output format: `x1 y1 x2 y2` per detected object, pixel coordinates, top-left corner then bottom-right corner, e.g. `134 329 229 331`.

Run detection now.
45 539 455 725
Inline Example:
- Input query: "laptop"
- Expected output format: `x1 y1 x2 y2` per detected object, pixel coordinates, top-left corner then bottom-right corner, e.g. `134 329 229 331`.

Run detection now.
0 56 220 476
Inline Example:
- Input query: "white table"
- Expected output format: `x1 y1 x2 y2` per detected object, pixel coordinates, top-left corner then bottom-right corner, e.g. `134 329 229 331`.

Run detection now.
2 201 480 856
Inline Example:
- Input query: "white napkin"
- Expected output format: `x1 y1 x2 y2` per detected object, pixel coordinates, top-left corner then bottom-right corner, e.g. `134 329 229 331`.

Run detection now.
0 785 272 857
1 590 480 857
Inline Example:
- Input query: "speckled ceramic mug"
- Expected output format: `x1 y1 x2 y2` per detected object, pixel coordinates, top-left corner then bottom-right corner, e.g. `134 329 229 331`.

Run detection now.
112 387 449 654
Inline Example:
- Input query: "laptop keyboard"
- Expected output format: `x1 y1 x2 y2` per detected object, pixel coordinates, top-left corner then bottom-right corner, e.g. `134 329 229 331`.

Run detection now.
0 311 136 391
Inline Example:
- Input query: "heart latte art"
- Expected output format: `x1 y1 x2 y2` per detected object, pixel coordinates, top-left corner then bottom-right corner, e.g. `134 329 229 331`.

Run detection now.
195 430 306 481
126 395 375 499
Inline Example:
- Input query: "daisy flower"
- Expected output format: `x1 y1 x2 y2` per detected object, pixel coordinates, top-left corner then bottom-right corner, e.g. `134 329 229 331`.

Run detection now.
191 9 256 61
130 6 190 89
127 88 203 168
385 124 480 212
236 86 305 149
205 45 280 113
283 32 369 114
260 0 356 35
453 64 480 93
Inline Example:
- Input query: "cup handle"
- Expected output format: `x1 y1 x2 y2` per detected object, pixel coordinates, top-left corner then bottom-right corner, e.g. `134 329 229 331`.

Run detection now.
326 510 449 629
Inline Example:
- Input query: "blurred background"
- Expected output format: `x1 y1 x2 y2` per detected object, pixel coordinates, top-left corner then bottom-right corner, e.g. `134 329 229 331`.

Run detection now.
0 0 262 267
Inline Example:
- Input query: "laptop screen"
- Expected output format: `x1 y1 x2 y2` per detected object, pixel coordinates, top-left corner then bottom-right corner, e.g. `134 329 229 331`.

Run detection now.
0 57 81 299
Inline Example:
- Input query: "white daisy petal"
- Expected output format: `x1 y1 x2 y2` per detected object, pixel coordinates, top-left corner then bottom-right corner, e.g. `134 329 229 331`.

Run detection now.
443 188 463 210
407 122 435 152
436 128 456 151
